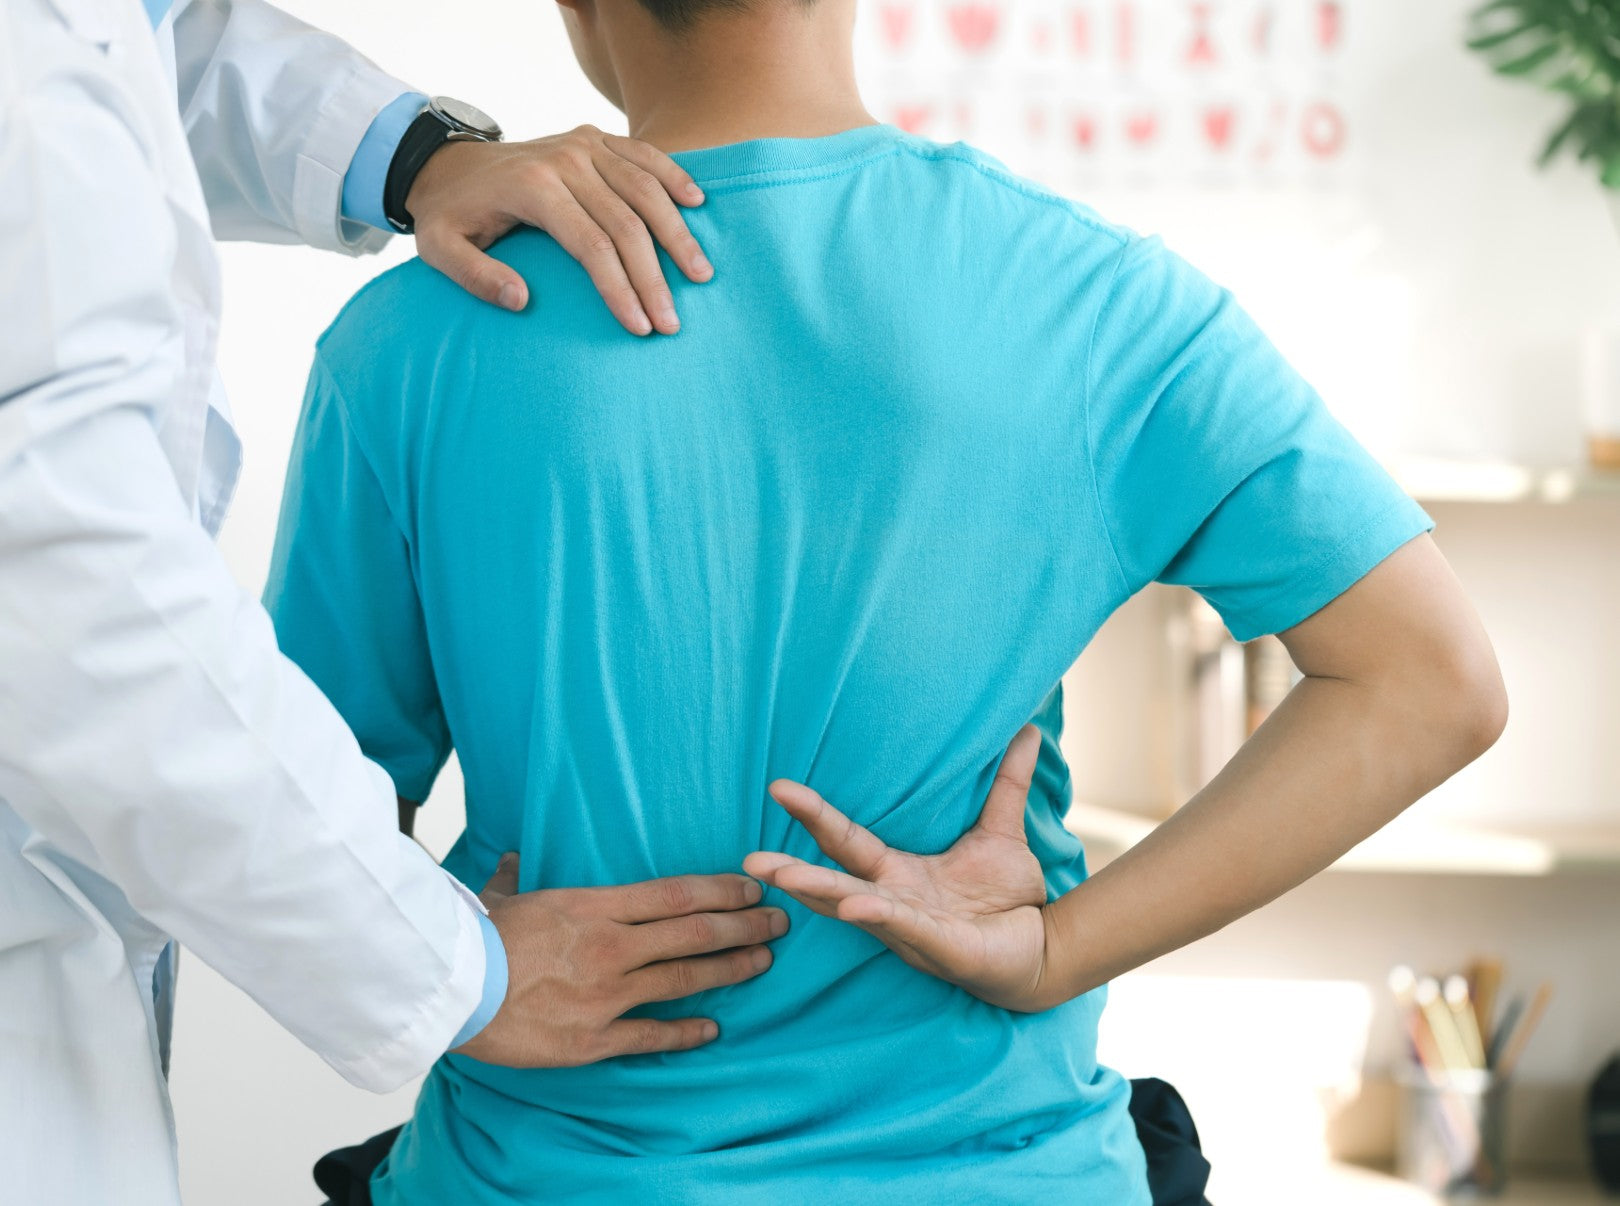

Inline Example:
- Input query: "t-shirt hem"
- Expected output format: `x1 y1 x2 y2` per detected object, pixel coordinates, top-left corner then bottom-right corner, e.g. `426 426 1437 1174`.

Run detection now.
385 763 440 805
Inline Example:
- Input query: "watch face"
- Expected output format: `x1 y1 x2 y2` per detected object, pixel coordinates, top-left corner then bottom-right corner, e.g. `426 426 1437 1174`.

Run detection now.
431 96 502 140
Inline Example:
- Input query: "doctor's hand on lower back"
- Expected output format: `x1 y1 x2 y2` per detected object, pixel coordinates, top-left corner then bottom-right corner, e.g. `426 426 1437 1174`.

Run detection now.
742 726 1057 1013
453 858 787 1067
407 127 714 335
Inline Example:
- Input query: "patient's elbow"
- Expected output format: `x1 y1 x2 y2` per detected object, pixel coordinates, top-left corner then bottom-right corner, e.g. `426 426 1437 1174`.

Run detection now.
1431 635 1508 765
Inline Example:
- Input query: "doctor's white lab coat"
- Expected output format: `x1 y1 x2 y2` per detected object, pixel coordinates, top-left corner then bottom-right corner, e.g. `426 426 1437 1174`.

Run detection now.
0 2 491 1201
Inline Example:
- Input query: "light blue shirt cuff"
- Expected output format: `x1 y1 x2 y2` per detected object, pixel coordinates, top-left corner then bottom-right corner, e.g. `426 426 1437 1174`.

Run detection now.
341 91 429 232
449 909 509 1050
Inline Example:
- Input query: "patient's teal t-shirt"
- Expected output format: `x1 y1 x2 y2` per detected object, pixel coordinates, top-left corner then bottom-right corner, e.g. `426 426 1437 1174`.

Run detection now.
265 124 1431 1205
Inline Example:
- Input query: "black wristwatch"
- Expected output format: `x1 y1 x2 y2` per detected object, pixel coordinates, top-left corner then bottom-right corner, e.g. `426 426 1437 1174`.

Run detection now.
382 96 504 235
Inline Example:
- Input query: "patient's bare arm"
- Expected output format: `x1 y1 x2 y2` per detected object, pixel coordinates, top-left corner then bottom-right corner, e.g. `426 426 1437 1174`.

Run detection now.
745 534 1507 1012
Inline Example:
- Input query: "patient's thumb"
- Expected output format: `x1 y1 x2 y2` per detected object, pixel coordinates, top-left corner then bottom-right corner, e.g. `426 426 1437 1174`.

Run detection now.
481 852 521 901
976 725 1041 841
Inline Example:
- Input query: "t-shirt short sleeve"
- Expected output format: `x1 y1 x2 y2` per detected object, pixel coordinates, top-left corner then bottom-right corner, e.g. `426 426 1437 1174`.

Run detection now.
1086 234 1433 641
263 354 452 802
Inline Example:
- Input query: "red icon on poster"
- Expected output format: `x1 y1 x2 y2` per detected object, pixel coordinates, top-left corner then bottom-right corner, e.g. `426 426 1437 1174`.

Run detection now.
1254 5 1274 55
1071 11 1092 58
946 5 999 54
1317 2 1343 52
895 104 934 135
1124 111 1159 148
879 4 914 51
1186 3 1218 66
1301 101 1346 157
1115 2 1136 66
869 2 1354 182
1202 106 1236 151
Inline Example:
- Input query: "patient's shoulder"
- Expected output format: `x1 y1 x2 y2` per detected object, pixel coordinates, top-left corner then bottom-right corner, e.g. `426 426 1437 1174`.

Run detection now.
319 251 466 361
317 228 569 356
894 135 1131 249
310 228 570 419
314 255 449 385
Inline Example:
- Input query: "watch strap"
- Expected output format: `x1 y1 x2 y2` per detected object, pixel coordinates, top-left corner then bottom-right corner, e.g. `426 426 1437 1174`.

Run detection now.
383 106 454 235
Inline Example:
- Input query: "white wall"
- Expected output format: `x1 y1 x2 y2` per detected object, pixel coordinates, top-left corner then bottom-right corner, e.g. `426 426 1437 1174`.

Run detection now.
172 1 1620 1201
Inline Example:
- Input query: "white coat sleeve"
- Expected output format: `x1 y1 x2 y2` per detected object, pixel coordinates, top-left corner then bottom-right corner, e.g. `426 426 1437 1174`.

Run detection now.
171 0 412 253
0 19 483 1094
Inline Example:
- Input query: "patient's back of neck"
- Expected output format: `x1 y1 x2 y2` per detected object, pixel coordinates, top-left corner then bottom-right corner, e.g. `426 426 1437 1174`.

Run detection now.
611 1 874 152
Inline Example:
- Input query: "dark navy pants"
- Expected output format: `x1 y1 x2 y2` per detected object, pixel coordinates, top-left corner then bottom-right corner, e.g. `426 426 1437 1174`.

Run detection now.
1128 1077 1214 1206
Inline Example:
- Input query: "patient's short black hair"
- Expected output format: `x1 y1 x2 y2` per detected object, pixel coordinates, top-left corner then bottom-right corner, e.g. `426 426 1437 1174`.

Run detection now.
637 0 814 32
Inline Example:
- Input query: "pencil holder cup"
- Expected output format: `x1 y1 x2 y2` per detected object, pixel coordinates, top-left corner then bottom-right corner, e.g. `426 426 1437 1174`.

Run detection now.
1396 1069 1509 1197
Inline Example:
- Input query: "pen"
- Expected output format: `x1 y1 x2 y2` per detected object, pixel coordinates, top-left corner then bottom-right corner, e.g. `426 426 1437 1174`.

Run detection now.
1444 974 1487 1069
1494 982 1553 1080
1389 965 1445 1076
1487 994 1525 1069
1466 956 1502 1049
1416 976 1473 1074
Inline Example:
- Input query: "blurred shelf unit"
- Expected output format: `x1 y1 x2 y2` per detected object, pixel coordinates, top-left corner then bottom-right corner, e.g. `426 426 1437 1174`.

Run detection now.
1064 801 1620 877
1393 457 1620 504
1057 458 1620 879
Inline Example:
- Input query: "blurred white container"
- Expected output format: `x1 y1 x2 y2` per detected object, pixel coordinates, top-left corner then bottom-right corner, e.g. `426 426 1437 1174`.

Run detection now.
1582 311 1620 469
1397 1068 1510 1198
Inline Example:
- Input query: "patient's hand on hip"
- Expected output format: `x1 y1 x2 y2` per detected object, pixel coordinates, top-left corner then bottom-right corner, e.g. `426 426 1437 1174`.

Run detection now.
454 861 789 1067
744 726 1057 1013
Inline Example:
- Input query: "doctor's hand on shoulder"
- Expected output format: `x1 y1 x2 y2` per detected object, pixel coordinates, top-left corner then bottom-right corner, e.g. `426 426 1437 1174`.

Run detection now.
456 856 789 1067
405 123 713 337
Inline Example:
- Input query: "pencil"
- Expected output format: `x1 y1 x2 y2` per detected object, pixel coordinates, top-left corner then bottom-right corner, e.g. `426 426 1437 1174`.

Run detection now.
1494 982 1553 1080
1416 976 1473 1074
1444 974 1487 1068
1487 995 1525 1069
1390 966 1446 1076
1467 957 1502 1049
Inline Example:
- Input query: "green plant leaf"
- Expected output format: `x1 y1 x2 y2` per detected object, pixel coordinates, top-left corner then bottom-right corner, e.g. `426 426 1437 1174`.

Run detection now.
1540 107 1585 163
1549 69 1607 99
1495 40 1567 75
1466 23 1541 51
1466 0 1620 190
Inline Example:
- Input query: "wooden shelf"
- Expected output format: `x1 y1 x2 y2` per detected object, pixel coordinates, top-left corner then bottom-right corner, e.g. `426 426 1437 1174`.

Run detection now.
1064 801 1620 876
1393 456 1620 504
1210 1160 1607 1205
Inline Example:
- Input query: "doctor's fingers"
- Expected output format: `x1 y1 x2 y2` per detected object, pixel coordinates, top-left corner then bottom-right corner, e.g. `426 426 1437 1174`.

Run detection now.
593 141 714 284
621 945 776 1007
601 132 705 210
597 1016 722 1059
569 178 682 336
597 871 766 924
628 906 790 966
416 223 531 314
535 183 658 336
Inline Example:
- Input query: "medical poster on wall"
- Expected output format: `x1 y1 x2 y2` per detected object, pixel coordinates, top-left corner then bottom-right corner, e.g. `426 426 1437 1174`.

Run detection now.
854 1 1361 193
